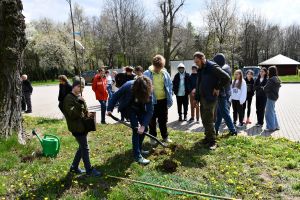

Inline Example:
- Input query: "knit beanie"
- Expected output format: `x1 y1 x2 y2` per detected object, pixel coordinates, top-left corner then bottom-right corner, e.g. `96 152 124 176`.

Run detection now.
213 53 226 67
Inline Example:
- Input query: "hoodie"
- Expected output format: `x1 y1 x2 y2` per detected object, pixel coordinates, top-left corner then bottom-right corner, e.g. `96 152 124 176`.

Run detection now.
229 79 247 105
144 65 173 108
263 76 281 101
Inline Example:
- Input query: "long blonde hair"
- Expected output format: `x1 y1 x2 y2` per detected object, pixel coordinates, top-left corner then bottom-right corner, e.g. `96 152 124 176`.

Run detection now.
232 69 243 89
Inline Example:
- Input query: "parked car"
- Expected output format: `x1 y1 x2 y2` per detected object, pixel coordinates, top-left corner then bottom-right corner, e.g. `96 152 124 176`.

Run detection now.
81 70 97 85
242 66 260 79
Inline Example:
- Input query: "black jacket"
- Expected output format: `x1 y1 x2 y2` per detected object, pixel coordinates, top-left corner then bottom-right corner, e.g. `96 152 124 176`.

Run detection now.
254 76 268 97
22 80 33 93
172 72 191 96
245 78 255 98
58 82 72 102
190 73 197 90
264 76 281 101
195 61 230 102
115 73 135 88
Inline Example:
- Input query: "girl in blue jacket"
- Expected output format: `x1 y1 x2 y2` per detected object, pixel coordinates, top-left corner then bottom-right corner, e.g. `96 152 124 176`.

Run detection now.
107 76 153 165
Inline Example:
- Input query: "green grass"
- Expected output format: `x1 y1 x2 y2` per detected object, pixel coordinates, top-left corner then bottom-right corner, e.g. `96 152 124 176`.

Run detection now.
279 75 300 82
1 116 300 199
31 80 58 86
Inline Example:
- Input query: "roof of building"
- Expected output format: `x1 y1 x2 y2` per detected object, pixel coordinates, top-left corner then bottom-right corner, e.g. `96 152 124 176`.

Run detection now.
259 54 300 66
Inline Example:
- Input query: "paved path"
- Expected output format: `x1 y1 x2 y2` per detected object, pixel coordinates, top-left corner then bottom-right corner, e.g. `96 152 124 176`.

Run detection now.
27 84 300 141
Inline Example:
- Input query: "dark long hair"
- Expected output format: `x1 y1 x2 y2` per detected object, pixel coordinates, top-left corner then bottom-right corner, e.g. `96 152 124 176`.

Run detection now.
268 66 278 78
257 67 268 81
132 76 152 104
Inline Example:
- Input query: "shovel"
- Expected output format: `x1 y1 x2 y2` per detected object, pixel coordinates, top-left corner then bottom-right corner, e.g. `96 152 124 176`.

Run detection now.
109 114 167 148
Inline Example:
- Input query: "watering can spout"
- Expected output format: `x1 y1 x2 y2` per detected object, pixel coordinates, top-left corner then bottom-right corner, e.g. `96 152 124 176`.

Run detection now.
32 129 43 144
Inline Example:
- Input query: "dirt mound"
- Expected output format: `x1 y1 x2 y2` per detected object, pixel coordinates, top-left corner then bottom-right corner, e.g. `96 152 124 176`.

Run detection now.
20 151 43 163
152 148 168 156
161 159 178 173
168 144 184 152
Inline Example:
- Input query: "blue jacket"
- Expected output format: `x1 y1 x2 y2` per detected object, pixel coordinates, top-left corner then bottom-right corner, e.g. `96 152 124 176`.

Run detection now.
107 80 153 127
195 61 230 102
143 66 173 108
220 64 232 97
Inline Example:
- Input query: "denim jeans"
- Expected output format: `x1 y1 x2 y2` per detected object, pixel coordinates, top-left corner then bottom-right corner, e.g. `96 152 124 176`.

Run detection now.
129 111 146 160
265 98 279 130
72 133 92 172
99 100 107 122
215 96 236 133
107 84 113 101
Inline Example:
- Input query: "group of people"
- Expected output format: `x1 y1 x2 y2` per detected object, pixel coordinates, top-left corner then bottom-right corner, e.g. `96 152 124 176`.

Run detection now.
58 52 281 176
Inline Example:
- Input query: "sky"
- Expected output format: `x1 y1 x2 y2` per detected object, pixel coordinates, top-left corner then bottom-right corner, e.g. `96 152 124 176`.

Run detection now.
22 0 300 28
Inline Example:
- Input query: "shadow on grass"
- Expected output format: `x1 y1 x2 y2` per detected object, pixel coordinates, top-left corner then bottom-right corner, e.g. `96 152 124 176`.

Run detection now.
168 121 204 133
19 150 134 199
36 118 63 125
169 140 210 169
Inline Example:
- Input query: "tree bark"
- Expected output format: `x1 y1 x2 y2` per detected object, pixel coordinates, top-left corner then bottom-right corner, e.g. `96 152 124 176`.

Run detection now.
0 0 27 143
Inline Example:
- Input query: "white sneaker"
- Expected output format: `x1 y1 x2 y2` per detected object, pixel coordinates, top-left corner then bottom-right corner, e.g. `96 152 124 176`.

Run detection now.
150 138 157 146
137 157 150 165
163 138 173 143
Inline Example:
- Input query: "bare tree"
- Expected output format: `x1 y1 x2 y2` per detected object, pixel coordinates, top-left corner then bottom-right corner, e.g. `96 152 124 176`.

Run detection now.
105 0 145 66
0 0 27 142
206 0 236 52
159 0 185 72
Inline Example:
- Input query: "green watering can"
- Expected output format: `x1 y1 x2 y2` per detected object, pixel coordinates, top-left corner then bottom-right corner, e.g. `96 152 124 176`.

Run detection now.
32 130 60 157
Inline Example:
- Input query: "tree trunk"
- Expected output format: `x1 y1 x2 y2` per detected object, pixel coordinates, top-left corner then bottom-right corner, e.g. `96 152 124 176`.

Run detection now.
0 0 27 143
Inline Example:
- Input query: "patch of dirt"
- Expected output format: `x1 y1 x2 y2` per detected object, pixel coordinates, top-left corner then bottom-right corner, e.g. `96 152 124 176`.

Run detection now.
259 172 272 182
161 159 178 173
20 151 43 163
168 144 184 152
152 148 168 156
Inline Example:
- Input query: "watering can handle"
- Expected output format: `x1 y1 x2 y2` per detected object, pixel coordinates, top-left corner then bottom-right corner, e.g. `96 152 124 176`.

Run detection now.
44 135 60 152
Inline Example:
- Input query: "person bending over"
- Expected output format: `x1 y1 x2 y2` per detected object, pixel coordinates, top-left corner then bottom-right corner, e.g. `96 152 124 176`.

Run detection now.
107 76 153 165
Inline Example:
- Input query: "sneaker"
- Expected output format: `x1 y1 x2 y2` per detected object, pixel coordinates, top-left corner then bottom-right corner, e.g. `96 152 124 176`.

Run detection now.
178 116 183 121
236 123 244 128
275 127 280 131
141 150 150 155
86 168 102 177
25 110 32 114
162 138 172 143
183 116 187 121
70 166 86 174
189 118 195 122
229 131 238 136
137 157 150 165
255 123 262 127
246 118 252 124
208 142 217 150
150 138 158 146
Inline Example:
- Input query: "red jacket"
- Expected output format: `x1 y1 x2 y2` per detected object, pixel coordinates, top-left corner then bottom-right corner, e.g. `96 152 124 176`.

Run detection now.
92 74 108 101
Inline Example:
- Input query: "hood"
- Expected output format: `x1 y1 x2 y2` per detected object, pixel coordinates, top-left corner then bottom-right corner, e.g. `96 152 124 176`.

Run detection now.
177 63 185 69
148 65 168 73
269 76 281 87
213 53 226 67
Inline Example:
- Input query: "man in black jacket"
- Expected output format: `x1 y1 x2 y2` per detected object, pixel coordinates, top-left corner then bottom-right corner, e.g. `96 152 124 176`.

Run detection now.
172 63 191 121
21 74 33 113
194 52 230 149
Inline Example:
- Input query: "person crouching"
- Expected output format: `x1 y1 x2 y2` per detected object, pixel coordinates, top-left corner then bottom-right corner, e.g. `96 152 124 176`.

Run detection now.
107 76 153 165
63 77 101 176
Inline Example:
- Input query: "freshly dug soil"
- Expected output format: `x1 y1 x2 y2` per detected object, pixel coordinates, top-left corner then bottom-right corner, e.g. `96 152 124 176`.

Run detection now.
161 159 178 173
152 148 168 156
168 144 184 152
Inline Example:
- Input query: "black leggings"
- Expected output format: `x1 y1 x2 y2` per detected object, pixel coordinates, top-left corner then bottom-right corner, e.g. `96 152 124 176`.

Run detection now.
232 100 244 124
243 96 253 118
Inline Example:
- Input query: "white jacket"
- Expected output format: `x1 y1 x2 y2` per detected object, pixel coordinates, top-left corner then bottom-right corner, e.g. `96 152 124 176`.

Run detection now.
229 79 247 104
